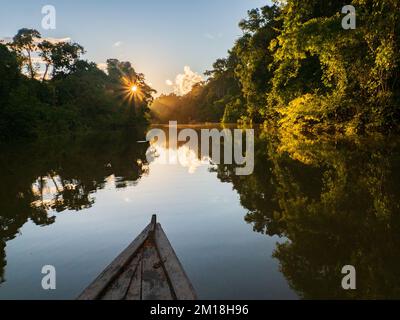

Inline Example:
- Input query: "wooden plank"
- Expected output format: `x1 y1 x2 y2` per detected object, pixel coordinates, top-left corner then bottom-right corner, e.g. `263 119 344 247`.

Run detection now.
155 224 197 300
125 254 142 300
78 219 155 300
101 253 141 300
150 215 157 233
141 240 173 300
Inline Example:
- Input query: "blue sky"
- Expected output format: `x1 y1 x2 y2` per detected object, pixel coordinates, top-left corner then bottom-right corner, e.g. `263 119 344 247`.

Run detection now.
0 0 268 94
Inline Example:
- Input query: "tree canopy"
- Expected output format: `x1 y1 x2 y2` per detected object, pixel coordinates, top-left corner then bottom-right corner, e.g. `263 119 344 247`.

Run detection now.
0 29 155 142
152 1 400 133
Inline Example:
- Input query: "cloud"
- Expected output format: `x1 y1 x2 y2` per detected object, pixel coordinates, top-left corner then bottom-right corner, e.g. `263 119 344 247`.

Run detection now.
166 79 173 86
113 41 123 47
31 37 72 66
97 63 108 72
37 37 71 44
171 66 203 96
1 36 71 45
1 36 72 79
0 37 12 44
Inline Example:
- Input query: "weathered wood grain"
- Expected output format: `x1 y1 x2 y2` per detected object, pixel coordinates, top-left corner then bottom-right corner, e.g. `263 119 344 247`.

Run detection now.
141 240 173 300
101 253 141 300
125 255 142 300
155 224 197 300
77 215 197 301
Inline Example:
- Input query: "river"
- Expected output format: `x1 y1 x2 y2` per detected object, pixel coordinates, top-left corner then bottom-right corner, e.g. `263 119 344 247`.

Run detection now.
0 125 399 299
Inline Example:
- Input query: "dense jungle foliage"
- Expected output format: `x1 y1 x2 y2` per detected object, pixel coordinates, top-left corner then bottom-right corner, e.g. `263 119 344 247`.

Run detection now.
0 29 155 142
152 1 400 134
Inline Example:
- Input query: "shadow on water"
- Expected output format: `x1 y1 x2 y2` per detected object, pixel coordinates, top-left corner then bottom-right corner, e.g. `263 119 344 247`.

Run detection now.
1 126 400 299
215 129 400 299
0 130 150 284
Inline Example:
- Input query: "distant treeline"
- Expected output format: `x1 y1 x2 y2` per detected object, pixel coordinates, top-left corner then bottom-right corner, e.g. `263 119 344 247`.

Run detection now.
0 29 155 142
151 1 400 133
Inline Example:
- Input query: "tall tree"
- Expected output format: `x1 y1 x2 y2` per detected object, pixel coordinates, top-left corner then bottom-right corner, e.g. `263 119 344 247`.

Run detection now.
11 28 41 79
37 40 55 81
0 44 20 105
50 42 85 77
107 59 156 120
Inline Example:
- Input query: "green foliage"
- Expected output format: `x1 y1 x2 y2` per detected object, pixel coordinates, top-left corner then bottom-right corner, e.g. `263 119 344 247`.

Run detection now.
233 5 281 121
11 28 41 79
151 80 236 123
269 0 400 132
0 29 155 143
48 42 85 78
154 1 400 132
152 53 244 123
0 44 20 104
106 58 156 119
222 97 246 123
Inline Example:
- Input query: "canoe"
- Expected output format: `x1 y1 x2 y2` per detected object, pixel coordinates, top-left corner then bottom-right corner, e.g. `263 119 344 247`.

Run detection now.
78 215 197 300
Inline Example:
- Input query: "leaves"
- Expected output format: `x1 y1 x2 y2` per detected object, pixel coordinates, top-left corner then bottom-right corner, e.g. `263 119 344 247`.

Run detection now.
171 1 400 132
1 29 155 142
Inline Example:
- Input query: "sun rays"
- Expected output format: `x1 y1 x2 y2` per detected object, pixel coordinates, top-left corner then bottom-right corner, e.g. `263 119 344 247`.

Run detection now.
119 75 145 105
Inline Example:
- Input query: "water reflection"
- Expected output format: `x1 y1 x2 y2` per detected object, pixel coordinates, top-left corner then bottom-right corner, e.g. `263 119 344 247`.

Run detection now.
215 129 400 299
0 126 400 299
0 132 149 283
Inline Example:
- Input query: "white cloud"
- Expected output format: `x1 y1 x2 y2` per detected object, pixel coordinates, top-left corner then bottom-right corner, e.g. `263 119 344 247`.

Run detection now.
166 79 173 86
36 37 71 44
0 37 12 44
1 36 71 79
97 63 108 72
171 66 203 96
1 36 71 45
113 41 123 47
31 37 72 67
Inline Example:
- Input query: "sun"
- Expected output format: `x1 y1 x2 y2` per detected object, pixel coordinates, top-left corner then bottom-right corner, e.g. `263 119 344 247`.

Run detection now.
118 77 144 105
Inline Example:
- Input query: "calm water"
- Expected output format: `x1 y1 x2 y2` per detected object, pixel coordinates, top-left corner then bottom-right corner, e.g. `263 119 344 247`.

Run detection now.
0 125 399 300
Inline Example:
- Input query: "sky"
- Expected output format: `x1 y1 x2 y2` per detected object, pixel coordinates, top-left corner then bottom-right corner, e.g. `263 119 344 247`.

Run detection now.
0 0 269 95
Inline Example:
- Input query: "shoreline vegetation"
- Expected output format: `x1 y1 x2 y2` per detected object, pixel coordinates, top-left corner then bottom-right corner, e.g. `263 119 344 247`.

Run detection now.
151 1 400 136
1 1 399 145
0 29 155 143
1 127 399 298
1 1 400 300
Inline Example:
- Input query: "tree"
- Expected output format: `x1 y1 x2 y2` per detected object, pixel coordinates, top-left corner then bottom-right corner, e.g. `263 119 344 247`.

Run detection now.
153 4 282 124
233 5 281 121
37 40 55 81
106 59 156 122
269 0 400 132
1 28 155 142
11 28 41 79
156 1 399 131
50 42 85 77
0 44 20 105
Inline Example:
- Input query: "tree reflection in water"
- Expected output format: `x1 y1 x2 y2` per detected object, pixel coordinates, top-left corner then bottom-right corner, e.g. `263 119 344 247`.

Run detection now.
0 131 149 283
1 126 400 299
214 129 400 299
